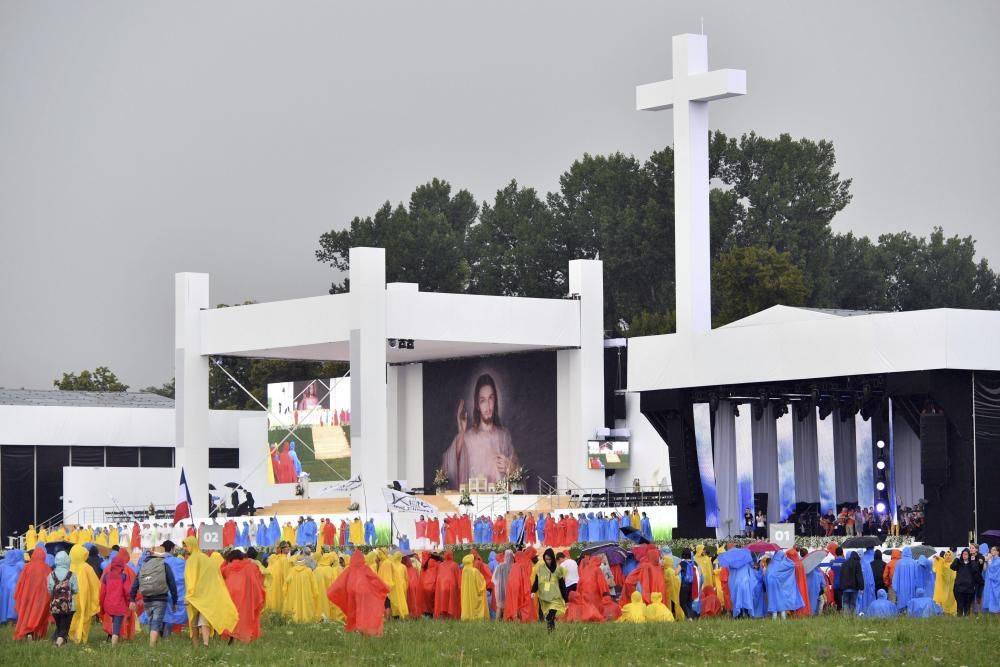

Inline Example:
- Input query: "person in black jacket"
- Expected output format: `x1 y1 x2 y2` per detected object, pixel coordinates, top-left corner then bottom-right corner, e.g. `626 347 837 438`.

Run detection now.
870 549 887 592
951 548 983 616
838 551 865 613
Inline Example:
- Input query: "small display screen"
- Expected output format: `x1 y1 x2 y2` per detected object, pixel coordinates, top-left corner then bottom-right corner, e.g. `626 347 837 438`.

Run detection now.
587 439 629 469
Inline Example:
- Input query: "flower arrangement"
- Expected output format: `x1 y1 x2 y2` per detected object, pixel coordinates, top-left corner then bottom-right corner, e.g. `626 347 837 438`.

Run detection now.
433 468 449 491
347 502 359 512
507 466 527 485
459 490 474 507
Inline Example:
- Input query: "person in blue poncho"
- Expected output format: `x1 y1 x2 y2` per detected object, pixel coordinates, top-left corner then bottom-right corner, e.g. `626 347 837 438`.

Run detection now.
255 519 269 548
235 522 249 548
303 517 318 547
982 545 1000 613
487 552 498 573
587 513 601 543
906 587 942 617
605 514 618 542
484 517 493 544
916 555 935 596
536 514 547 544
857 548 876 615
640 513 653 542
364 518 376 546
577 515 588 543
509 514 523 545
295 518 307 547
268 517 282 546
0 548 25 622
891 547 923 610
620 513 630 529
865 589 897 617
719 548 757 618
764 550 803 619
288 440 303 477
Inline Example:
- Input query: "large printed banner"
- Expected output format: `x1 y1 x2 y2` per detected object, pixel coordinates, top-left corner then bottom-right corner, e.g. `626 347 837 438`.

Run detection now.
692 403 719 528
266 377 351 484
422 351 557 492
817 408 837 517
776 411 796 521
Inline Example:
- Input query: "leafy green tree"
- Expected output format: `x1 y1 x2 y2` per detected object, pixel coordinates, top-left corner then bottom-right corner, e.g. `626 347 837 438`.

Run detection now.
54 366 129 391
141 378 175 399
711 246 809 325
626 310 675 337
316 178 475 293
467 180 562 298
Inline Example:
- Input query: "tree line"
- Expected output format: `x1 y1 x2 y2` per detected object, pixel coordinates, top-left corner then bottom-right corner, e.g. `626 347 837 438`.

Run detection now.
317 131 1000 335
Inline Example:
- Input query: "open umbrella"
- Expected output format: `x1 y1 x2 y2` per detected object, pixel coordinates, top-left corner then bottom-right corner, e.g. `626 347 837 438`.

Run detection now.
747 542 781 553
224 482 245 490
620 525 651 545
802 550 829 574
43 540 75 557
909 545 936 558
980 530 1000 547
841 536 882 549
580 542 628 566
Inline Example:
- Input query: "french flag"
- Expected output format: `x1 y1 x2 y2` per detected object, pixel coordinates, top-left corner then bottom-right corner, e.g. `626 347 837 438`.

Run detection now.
173 468 193 525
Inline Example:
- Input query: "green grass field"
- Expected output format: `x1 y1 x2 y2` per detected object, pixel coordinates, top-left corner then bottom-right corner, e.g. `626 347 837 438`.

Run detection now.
1 611 996 666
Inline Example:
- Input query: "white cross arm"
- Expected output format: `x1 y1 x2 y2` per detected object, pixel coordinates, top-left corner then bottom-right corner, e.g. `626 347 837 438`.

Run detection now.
636 69 747 111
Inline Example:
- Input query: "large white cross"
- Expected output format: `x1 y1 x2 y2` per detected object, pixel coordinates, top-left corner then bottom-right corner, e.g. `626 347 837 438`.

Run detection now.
637 34 746 333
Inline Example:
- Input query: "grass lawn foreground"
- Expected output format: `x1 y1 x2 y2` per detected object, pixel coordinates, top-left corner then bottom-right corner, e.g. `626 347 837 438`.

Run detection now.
0 611 996 666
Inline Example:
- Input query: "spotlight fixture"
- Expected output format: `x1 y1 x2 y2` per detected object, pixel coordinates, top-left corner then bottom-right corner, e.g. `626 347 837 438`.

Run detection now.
876 502 886 513
876 460 886 470
877 440 885 449
876 481 886 491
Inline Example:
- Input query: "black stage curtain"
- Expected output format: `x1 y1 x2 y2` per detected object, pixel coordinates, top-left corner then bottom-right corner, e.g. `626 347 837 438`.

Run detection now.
1 445 35 540
71 445 104 466
106 447 139 467
140 447 174 467
36 445 69 528
975 371 1000 535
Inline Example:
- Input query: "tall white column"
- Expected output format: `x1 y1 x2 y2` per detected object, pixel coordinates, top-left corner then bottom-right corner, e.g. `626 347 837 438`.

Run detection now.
557 259 606 490
175 273 210 517
349 248 389 510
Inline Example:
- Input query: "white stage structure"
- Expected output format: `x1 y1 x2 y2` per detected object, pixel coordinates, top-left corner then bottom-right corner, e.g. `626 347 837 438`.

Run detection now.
176 248 607 515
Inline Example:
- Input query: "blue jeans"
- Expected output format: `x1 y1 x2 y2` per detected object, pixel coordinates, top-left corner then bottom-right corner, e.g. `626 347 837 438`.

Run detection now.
841 590 857 613
145 599 167 633
111 615 124 636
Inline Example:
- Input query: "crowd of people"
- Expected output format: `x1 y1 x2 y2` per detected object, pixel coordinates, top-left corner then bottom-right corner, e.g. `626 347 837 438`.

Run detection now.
1 518 998 647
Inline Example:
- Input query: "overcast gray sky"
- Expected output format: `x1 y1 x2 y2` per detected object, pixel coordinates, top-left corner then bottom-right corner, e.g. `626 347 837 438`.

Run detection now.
1 1 998 391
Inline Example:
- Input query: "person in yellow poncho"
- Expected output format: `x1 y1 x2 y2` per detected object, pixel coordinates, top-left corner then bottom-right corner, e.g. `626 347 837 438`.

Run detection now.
283 554 322 622
265 548 291 612
644 591 674 622
694 544 714 588
68 527 80 544
349 518 364 546
388 552 410 619
37 525 48 544
375 551 406 619
933 551 958 615
281 523 296 546
662 553 685 620
182 536 238 647
109 525 119 547
49 525 66 543
67 543 100 643
630 510 641 530
25 524 38 551
460 554 487 620
95 529 109 548
618 591 647 623
314 552 345 623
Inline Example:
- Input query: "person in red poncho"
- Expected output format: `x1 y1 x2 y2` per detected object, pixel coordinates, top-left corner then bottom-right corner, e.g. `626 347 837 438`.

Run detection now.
327 550 390 636
403 555 422 618
221 551 265 643
339 520 348 547
524 514 536 546
699 584 723 617
564 590 603 622
434 552 462 619
504 549 536 623
577 556 620 620
444 517 456 546
622 548 666 604
493 515 507 543
130 523 141 550
420 555 438 617
428 518 440 546
222 520 236 548
99 549 135 645
322 519 336 548
13 546 51 640
272 442 297 484
785 547 812 617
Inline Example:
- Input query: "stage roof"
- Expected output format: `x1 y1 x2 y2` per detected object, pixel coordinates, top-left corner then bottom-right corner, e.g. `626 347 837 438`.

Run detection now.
198 288 582 364
627 306 1000 392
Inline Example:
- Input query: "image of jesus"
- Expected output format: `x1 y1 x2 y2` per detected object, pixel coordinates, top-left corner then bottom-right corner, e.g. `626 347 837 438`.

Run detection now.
439 373 519 490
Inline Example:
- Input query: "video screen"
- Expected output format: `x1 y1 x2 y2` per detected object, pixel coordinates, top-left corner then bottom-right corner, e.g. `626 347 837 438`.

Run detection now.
266 377 351 484
587 439 630 470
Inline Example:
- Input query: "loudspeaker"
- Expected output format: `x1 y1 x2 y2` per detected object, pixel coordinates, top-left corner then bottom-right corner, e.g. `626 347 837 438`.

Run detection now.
612 393 627 421
920 413 948 486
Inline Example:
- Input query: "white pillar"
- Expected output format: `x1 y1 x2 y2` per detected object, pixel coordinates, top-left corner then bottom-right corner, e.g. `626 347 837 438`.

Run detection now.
175 273 210 517
349 248 389 510
557 259 606 490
